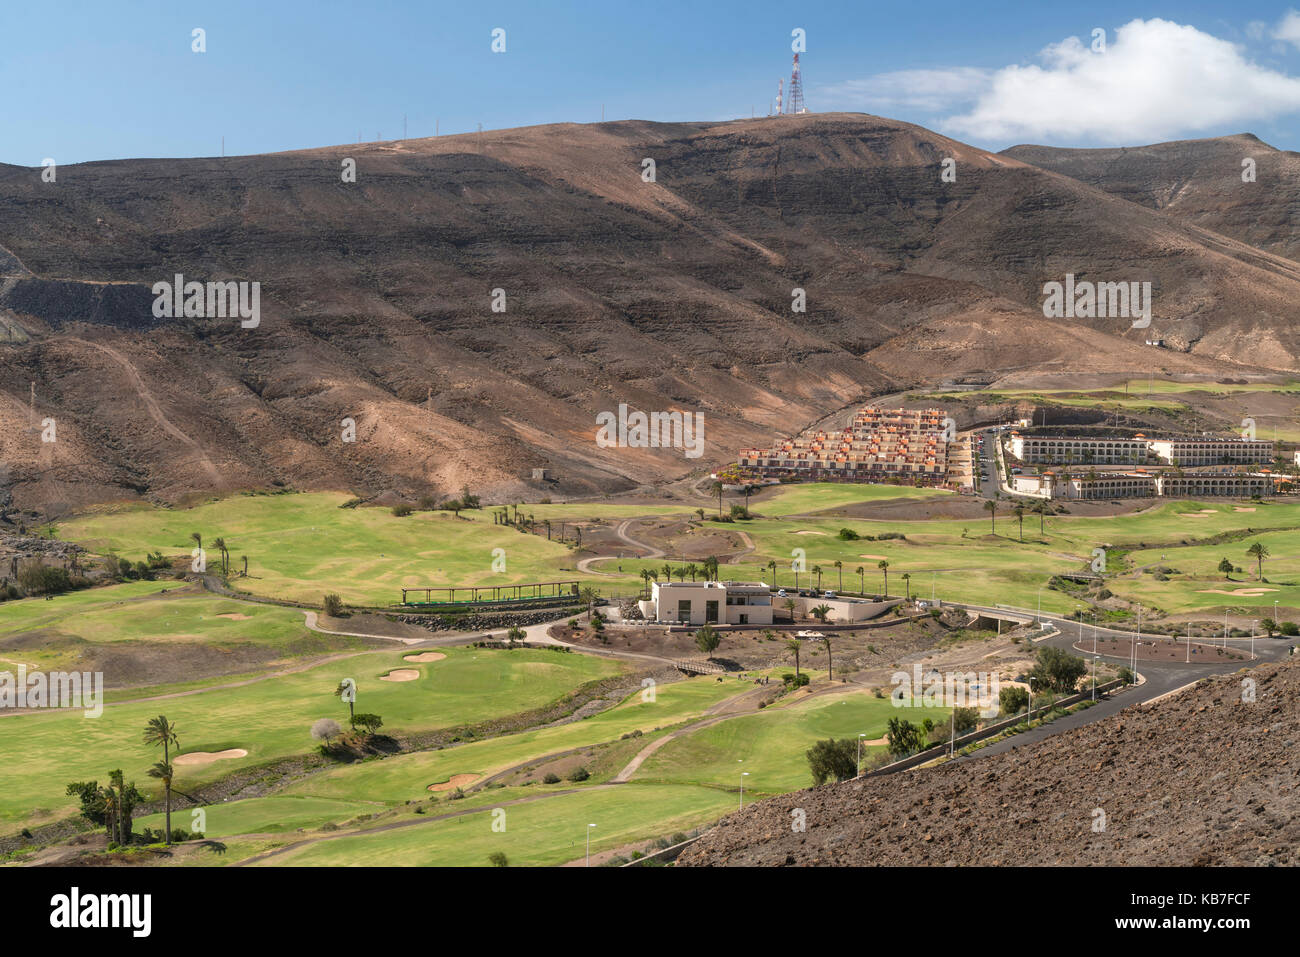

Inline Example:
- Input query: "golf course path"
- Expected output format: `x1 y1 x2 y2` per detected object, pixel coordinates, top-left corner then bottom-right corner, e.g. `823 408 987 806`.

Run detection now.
302 610 428 645
616 519 664 560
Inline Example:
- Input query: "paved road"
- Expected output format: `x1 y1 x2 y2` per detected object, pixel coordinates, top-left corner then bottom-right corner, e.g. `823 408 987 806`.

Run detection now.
946 600 1290 761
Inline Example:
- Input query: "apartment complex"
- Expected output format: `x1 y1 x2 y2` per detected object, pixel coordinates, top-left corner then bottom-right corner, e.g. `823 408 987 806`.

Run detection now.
1011 469 1274 500
738 407 949 484
1009 432 1273 467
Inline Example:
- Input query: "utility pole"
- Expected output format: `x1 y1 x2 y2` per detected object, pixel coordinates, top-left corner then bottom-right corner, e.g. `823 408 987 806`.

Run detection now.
403 114 407 139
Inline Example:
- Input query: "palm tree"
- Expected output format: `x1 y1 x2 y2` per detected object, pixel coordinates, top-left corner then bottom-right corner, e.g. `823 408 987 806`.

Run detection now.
710 479 724 517
142 715 179 845
695 508 705 522
640 568 653 598
812 565 823 590
856 565 865 595
543 519 552 541
685 562 699 582
661 562 672 582
785 638 802 680
1012 505 1025 542
901 572 911 601
767 559 778 588
189 531 202 551
579 586 601 619
822 635 834 682
1247 541 1270 580
878 559 890 597
834 560 843 591
1036 502 1047 536
984 499 998 533
240 555 248 577
147 761 175 841
213 536 229 576
334 680 356 729
784 597 797 621
811 604 831 622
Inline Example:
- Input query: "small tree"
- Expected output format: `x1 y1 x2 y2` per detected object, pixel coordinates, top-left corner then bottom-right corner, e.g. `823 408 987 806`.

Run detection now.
785 638 802 679
806 738 857 785
1031 646 1088 694
488 851 509 867
1218 557 1234 578
311 718 343 749
353 713 384 736
885 717 925 758
1246 541 1270 580
999 686 1029 716
323 593 344 617
694 622 721 658
811 603 831 622
142 715 180 845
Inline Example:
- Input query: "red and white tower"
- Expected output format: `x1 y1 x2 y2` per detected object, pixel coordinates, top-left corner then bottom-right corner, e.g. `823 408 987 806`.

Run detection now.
787 52 807 114
775 77 783 116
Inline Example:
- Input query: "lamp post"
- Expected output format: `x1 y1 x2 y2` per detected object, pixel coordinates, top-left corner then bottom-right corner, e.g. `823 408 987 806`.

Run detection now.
1092 655 1099 701
857 733 866 777
1092 611 1098 654
586 823 596 866
1027 676 1035 727
1186 622 1192 664
1036 587 1043 626
739 771 749 809
1252 619 1257 659
1076 605 1082 644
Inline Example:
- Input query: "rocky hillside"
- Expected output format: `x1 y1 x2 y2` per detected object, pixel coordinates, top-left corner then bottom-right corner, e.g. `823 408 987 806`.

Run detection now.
2 114 1297 510
679 659 1298 866
1003 134 1300 263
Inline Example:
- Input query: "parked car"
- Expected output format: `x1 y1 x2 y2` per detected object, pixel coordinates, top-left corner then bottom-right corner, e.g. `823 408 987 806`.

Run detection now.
823 591 836 599
776 589 787 598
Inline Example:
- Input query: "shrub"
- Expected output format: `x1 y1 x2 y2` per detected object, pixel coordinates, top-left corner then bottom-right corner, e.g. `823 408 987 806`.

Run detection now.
567 767 590 782
806 737 858 785
391 503 413 517
488 851 509 867
542 772 561 784
999 686 1028 715
323 593 344 617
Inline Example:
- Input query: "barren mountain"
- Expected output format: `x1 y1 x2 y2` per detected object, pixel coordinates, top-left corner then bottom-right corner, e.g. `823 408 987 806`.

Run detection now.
679 659 1300 866
1003 134 1300 262
1 113 1297 510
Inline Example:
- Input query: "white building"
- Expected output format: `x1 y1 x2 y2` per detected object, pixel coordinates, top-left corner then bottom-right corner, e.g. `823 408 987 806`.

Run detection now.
647 581 773 626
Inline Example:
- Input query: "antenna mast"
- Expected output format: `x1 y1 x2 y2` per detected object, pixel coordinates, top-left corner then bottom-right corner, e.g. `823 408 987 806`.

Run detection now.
788 53 807 114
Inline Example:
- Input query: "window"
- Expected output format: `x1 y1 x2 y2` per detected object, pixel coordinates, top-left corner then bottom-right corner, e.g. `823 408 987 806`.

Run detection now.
706 600 719 624
676 599 691 623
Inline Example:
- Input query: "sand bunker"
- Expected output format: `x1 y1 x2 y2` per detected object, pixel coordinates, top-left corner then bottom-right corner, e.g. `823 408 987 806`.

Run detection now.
380 669 420 682
859 554 889 560
174 748 248 766
1186 509 1217 516
1199 587 1279 596
403 652 447 663
216 613 252 620
427 773 479 792
1234 507 1257 513
794 530 827 536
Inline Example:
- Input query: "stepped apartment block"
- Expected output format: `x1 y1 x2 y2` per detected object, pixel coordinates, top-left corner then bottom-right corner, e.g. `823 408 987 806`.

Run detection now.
738 407 949 485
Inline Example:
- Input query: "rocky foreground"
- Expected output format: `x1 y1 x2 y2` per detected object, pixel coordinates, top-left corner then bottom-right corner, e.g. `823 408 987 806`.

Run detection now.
679 660 1298 866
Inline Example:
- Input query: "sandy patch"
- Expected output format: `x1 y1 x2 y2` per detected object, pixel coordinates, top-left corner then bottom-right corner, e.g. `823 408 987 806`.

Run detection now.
403 652 447 663
1198 587 1279 596
380 669 420 682
427 773 479 793
794 530 827 536
174 748 248 766
1185 509 1217 516
862 736 887 746
859 554 889 560
215 613 252 620
1234 507 1257 512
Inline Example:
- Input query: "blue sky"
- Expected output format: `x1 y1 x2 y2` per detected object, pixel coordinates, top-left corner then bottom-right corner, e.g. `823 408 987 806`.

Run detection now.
5 0 1300 164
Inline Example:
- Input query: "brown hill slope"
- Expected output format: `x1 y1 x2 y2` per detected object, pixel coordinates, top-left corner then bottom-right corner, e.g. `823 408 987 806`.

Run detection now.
0 114 1295 509
679 660 1299 866
1003 134 1300 263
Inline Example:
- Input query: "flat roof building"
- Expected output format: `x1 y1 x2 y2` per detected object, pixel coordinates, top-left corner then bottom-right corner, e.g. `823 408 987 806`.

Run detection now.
648 580 773 626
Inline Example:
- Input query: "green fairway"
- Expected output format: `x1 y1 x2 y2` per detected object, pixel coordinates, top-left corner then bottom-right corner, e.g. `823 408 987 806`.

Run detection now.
58 492 590 606
255 782 737 867
636 689 945 796
0 581 335 674
0 646 623 835
752 482 951 517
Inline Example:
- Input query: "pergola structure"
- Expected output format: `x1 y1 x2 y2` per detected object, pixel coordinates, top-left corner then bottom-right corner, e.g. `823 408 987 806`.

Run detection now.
400 580 581 606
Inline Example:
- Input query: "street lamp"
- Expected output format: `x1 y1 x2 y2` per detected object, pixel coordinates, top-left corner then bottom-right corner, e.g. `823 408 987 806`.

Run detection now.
1036 587 1043 626
586 823 596 866
1027 676 1035 726
857 733 866 777
1092 611 1098 654
739 771 750 809
1252 619 1258 659
1092 655 1099 701
1186 622 1192 663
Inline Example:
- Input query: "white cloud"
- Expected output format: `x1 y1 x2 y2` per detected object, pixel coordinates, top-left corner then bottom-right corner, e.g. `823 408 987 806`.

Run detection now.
940 18 1300 145
817 68 992 113
1276 9 1300 48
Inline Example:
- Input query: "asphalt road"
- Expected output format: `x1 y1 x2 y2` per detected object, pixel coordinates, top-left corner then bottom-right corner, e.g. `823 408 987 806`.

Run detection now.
949 601 1292 761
